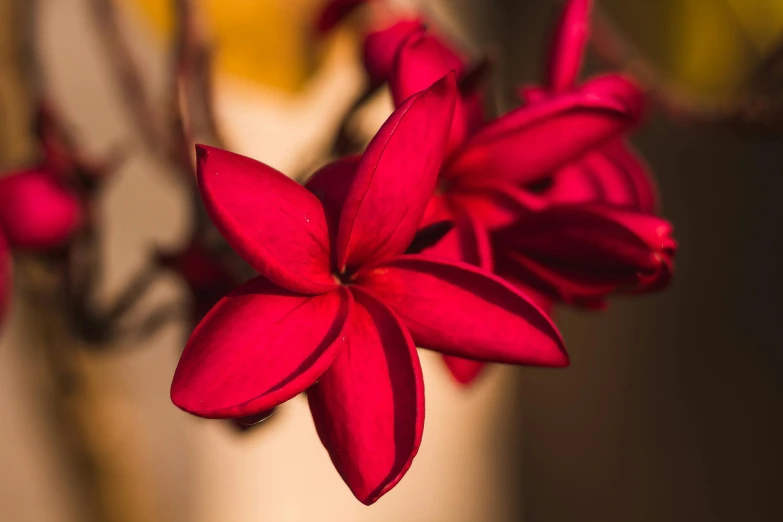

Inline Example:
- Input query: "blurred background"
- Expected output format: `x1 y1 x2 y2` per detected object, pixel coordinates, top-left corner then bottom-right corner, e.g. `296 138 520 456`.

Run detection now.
0 0 781 521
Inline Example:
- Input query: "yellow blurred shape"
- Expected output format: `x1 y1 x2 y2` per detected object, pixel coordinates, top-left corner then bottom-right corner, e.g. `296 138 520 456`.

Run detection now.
726 0 783 49
126 0 324 92
671 0 783 95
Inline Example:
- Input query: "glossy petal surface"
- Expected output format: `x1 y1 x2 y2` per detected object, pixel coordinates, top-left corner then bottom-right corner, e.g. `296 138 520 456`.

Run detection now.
337 74 456 271
305 156 361 246
356 255 567 366
446 75 644 185
309 287 423 505
171 278 351 418
197 145 336 294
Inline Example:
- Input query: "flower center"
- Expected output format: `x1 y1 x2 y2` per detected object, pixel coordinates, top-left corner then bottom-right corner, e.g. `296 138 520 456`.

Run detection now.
334 265 359 285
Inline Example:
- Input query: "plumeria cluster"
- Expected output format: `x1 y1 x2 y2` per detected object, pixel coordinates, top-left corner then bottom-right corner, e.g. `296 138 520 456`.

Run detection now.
170 0 676 505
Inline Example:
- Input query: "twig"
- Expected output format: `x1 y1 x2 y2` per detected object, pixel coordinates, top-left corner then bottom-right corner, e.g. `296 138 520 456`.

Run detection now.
590 5 738 124
86 0 167 156
101 261 165 323
119 300 189 343
170 0 226 153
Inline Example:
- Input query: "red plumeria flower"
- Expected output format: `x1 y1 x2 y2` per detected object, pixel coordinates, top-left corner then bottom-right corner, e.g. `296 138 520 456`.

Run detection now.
170 75 567 504
516 0 658 212
364 15 647 383
0 165 83 325
490 0 675 307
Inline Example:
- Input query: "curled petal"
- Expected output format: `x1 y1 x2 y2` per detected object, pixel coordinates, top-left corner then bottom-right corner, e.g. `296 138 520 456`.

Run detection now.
600 141 659 213
0 169 82 250
546 0 593 91
445 74 644 185
337 73 457 271
389 31 465 104
355 255 567 366
316 0 369 35
391 31 472 153
309 287 423 505
494 205 675 303
543 141 659 213
441 356 486 386
363 18 425 85
171 278 351 418
449 180 546 230
196 145 336 295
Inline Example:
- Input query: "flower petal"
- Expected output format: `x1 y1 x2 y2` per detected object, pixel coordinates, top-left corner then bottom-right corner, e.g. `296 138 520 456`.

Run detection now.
362 18 425 85
337 73 457 271
308 287 423 505
546 0 592 91
390 31 472 153
601 141 660 213
494 204 675 303
450 180 545 230
171 278 351 418
196 145 336 294
305 156 361 244
542 141 659 213
0 168 82 250
355 255 567 366
445 74 644 185
441 356 486 386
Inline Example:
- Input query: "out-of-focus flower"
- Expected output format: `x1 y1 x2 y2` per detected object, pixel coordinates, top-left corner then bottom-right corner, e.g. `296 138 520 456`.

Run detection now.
364 11 642 383
494 205 676 309
492 0 675 307
363 0 675 384
0 168 82 250
0 165 82 325
170 75 567 504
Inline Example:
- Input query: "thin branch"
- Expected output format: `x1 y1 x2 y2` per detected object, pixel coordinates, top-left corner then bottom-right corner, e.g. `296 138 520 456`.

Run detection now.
170 0 226 152
101 261 165 323
590 5 738 124
118 300 189 343
86 0 167 155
